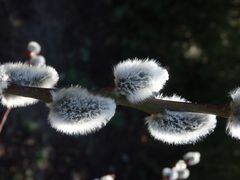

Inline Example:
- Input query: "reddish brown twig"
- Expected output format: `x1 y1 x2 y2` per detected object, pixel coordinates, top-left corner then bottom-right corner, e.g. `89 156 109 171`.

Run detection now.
3 83 231 119
0 108 12 133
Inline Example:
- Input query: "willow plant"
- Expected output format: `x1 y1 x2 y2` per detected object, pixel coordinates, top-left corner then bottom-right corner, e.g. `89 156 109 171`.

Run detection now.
0 41 239 145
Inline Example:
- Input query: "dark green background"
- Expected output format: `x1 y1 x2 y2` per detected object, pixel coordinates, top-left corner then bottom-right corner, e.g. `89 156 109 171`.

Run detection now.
0 0 240 179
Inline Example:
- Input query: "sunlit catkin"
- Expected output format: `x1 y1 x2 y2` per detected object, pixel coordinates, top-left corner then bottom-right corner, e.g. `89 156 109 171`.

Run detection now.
226 88 240 140
113 58 169 103
0 62 59 107
48 87 116 135
145 95 217 145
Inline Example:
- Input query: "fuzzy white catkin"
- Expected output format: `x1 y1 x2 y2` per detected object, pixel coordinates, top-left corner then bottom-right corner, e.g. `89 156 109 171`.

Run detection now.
113 58 169 103
29 55 46 67
162 168 178 180
145 95 217 145
27 41 41 55
100 175 115 180
93 175 115 180
226 88 240 139
183 152 201 166
177 168 190 179
172 160 190 179
174 160 187 171
0 62 59 108
48 87 116 135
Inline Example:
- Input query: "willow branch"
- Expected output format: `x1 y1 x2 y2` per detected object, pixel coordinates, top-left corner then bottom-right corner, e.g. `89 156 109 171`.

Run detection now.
4 84 231 118
5 84 54 103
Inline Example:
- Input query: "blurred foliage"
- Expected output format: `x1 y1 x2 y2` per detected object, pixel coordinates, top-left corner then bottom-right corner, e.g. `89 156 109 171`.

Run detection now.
1 0 240 179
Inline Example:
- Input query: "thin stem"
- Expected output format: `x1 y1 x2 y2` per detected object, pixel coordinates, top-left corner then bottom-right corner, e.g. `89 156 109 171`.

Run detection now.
4 83 231 118
0 108 12 133
5 84 54 103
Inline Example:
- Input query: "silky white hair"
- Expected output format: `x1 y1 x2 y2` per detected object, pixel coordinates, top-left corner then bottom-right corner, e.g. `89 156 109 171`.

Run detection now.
48 87 116 135
174 160 187 171
183 152 201 166
30 55 46 67
173 160 190 179
27 41 41 55
0 68 9 95
162 168 178 180
113 58 169 103
226 87 240 139
0 62 59 107
100 175 115 180
145 95 217 145
176 168 190 180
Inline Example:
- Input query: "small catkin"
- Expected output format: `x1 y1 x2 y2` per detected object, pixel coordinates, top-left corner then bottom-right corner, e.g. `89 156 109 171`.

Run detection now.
48 87 116 135
100 175 115 180
113 58 169 103
29 55 46 67
183 152 201 166
173 160 190 179
162 168 178 180
27 41 41 56
177 169 190 179
174 160 187 171
0 62 59 107
145 95 217 145
226 88 240 139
